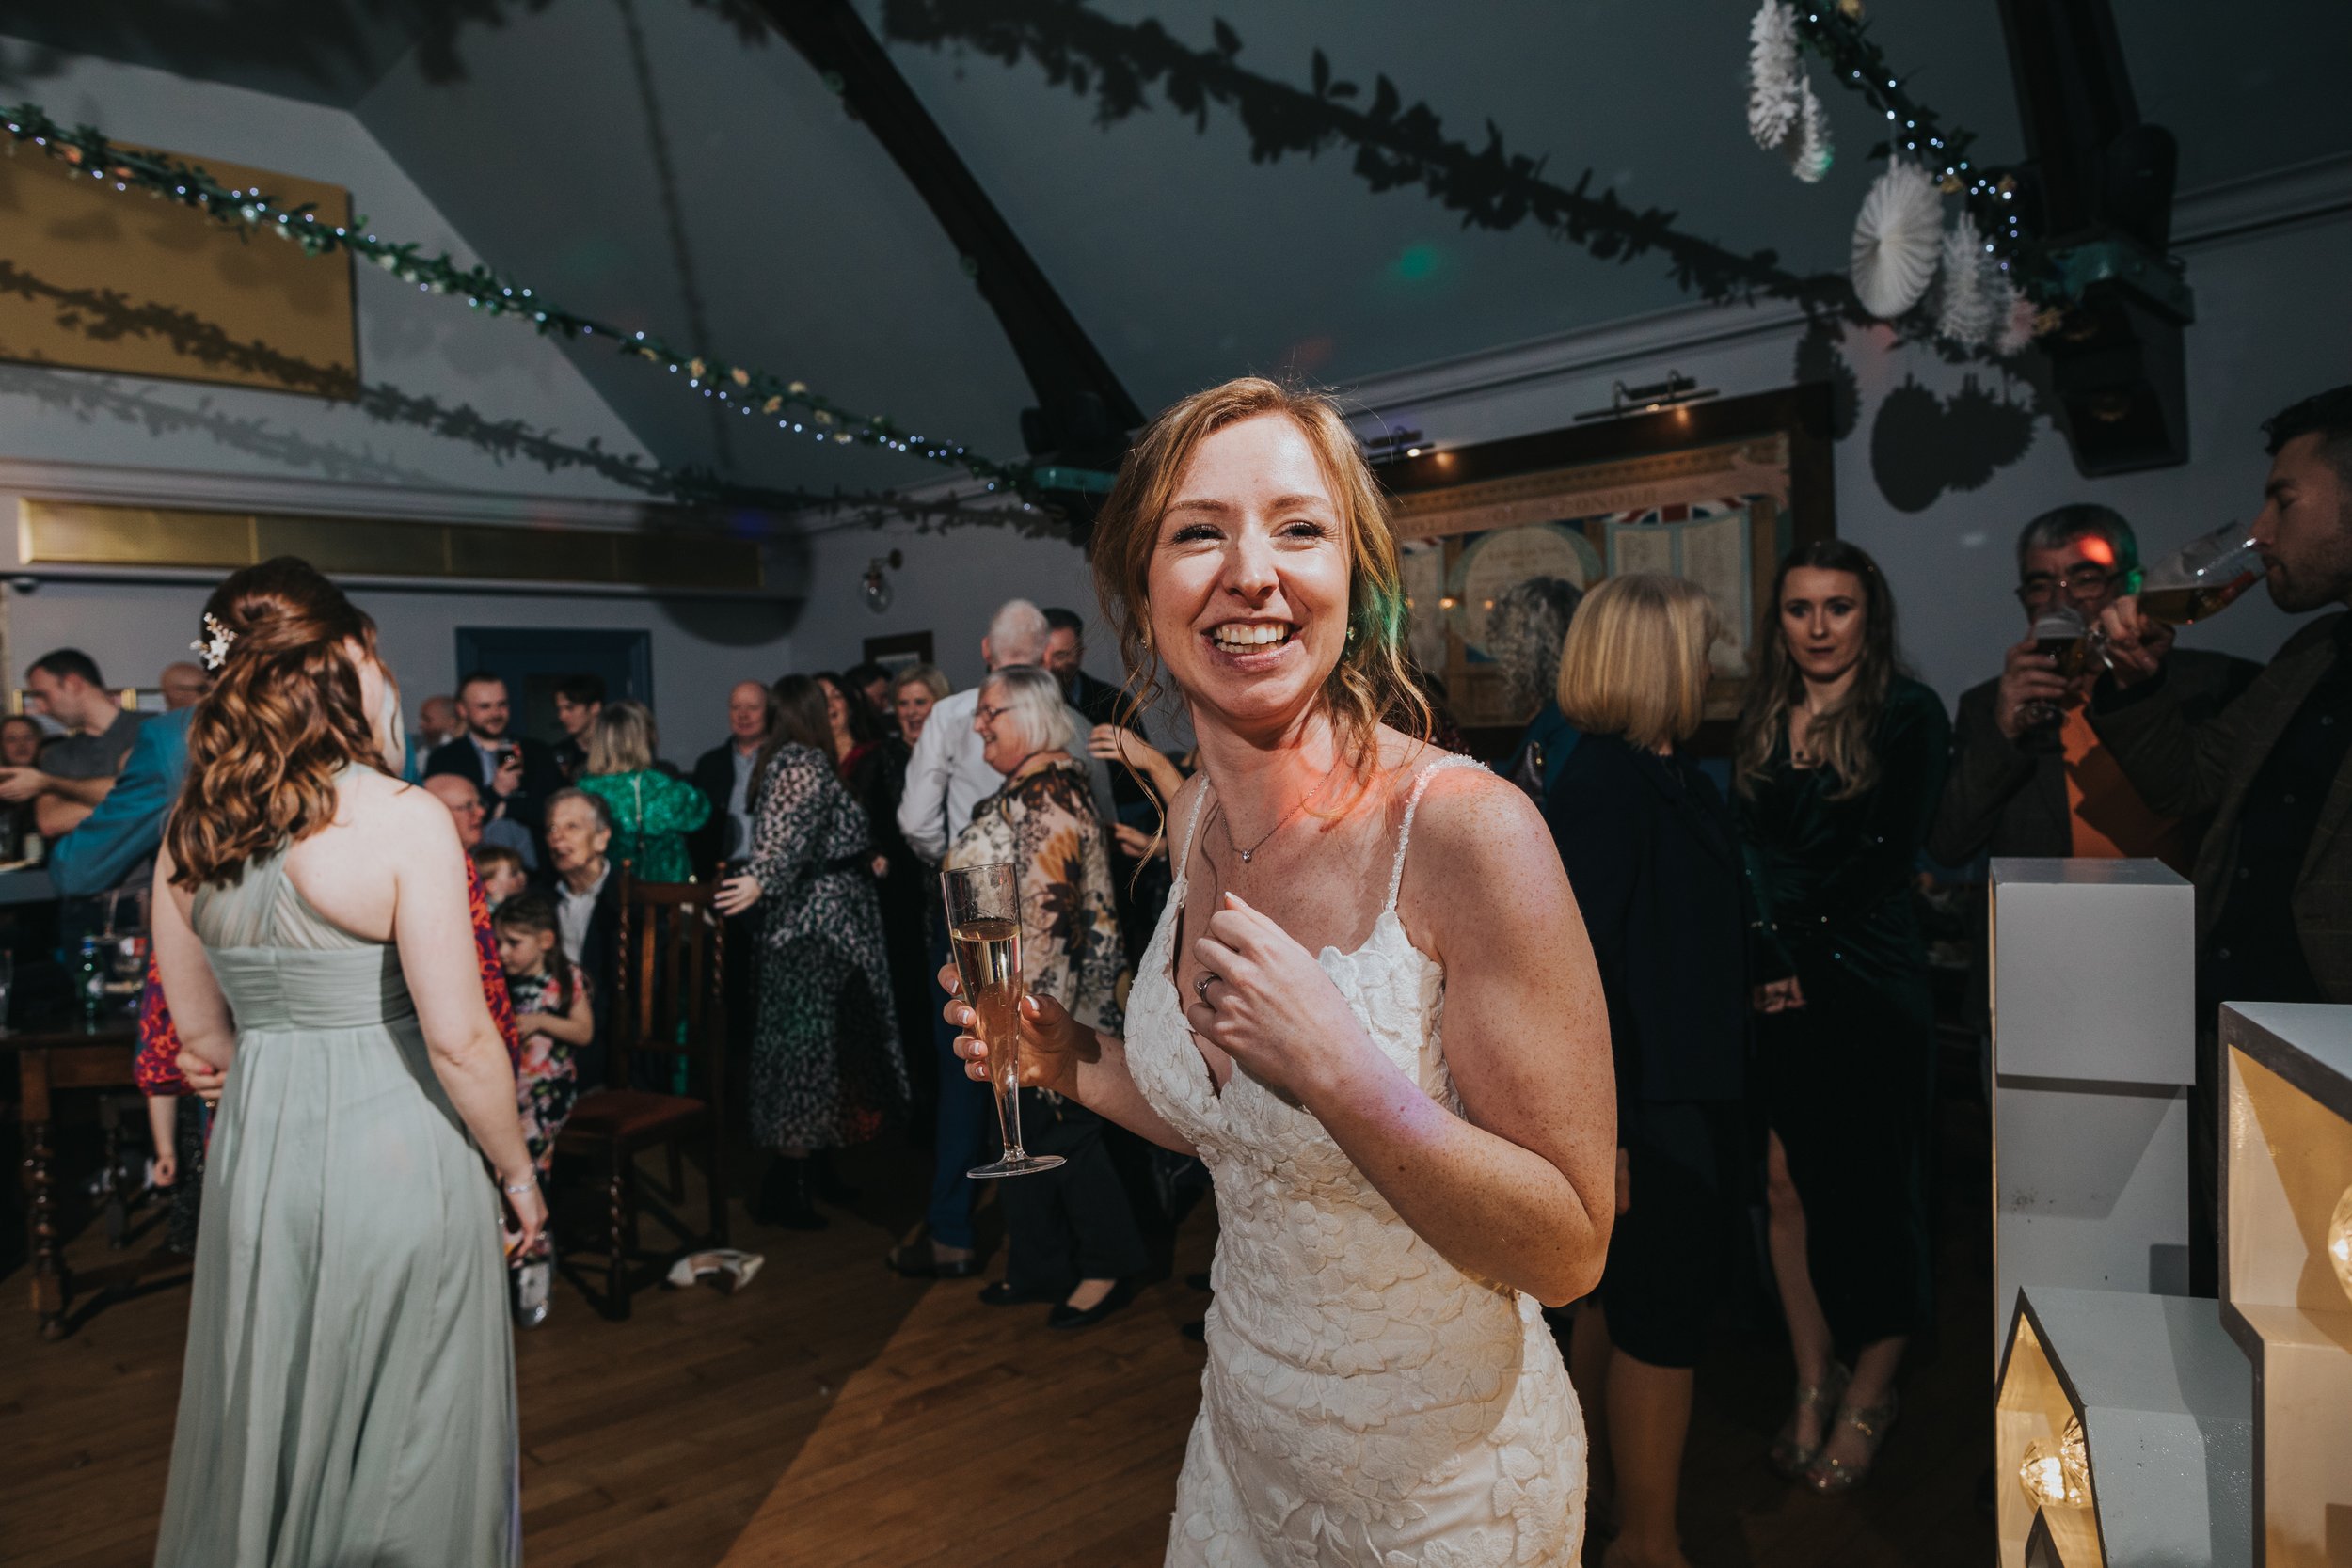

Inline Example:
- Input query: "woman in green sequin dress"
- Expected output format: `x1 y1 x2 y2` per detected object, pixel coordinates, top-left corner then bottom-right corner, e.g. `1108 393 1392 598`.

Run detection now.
576 700 711 883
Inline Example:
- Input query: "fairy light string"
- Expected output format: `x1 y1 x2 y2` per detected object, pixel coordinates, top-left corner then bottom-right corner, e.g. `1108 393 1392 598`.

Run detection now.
1785 4 2052 300
0 98 1033 489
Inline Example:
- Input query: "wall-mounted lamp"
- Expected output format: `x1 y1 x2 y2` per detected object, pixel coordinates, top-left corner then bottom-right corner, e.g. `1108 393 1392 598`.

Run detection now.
1361 426 1430 466
862 549 903 614
1573 372 1721 423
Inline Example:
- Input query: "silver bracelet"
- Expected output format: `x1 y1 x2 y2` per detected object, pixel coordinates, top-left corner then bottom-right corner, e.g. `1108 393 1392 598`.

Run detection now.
502 1176 537 1196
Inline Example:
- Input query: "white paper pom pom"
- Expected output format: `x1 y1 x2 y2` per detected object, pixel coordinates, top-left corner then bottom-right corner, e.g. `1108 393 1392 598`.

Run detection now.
1994 284 2040 356
1936 213 1998 347
1787 77 1834 183
1851 162 1944 319
1747 1 1803 150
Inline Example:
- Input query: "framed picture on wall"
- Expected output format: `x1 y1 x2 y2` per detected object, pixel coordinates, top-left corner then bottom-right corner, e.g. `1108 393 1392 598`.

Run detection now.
863 630 935 675
1379 384 1836 754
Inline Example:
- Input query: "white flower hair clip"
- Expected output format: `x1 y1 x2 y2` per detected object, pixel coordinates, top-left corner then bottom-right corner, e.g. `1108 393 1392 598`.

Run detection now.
191 612 237 672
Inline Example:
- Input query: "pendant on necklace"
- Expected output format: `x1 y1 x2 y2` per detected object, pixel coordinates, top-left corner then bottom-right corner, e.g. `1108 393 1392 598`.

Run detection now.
1238 848 1254 864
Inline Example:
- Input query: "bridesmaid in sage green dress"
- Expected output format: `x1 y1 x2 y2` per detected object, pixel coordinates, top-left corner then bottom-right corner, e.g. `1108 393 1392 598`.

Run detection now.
150 559 543 1568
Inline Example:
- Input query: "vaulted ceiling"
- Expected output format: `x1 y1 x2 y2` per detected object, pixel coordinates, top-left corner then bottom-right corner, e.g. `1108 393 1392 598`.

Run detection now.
8 0 2350 496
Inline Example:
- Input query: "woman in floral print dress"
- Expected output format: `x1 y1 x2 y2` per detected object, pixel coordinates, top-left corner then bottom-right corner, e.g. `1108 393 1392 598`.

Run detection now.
715 675 905 1228
946 665 1146 1327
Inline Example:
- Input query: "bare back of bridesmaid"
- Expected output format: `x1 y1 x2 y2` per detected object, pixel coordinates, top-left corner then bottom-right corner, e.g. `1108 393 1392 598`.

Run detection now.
151 557 540 1568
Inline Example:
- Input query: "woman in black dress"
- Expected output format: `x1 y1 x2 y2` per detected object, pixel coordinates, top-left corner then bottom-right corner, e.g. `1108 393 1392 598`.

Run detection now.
714 676 906 1229
1734 540 1949 1494
823 670 934 1136
1545 575 1746 1568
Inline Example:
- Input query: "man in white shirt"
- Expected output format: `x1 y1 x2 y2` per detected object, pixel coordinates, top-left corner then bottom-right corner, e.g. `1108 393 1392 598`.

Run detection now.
889 597 1114 1280
546 788 618 1088
897 600 1116 861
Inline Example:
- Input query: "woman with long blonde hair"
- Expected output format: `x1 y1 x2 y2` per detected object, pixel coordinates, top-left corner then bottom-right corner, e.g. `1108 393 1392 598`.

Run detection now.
151 557 537 1566
1545 574 1746 1568
1733 539 1949 1495
947 377 1615 1565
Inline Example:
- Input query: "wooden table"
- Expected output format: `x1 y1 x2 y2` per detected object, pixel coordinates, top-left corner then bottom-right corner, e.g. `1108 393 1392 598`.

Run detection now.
8 1015 186 1338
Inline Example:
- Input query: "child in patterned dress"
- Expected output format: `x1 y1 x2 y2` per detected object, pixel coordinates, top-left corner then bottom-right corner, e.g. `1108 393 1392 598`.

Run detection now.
493 890 591 1327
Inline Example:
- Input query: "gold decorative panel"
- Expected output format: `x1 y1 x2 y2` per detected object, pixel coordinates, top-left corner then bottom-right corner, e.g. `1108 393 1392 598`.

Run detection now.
18 499 763 594
0 141 358 397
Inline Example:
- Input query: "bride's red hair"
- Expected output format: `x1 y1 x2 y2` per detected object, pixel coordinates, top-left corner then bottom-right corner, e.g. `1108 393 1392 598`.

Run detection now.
167 557 384 889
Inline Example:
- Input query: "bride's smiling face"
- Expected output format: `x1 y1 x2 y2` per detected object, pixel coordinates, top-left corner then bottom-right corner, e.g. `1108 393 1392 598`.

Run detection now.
1146 413 1351 736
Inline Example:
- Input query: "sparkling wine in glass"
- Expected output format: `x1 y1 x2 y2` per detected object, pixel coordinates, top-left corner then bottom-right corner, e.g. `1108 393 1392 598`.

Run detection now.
2137 520 2262 626
942 862 1064 1180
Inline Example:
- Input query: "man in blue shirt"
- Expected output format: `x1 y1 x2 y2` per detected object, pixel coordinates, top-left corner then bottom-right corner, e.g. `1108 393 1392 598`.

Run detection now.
50 706 190 898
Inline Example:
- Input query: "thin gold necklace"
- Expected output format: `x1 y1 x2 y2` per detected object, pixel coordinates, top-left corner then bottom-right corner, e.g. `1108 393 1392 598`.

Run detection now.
1217 760 1339 865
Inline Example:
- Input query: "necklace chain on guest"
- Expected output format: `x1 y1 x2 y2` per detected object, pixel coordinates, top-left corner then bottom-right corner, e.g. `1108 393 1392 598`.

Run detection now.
1217 760 1339 865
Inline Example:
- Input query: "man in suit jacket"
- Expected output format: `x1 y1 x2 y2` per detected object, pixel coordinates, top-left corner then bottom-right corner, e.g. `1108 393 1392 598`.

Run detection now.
688 680 772 879
423 673 565 842
545 787 623 1092
1933 505 2260 875
2091 385 2352 1290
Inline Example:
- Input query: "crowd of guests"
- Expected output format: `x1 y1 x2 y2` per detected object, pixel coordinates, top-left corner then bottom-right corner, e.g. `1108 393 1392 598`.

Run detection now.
20 377 2349 1548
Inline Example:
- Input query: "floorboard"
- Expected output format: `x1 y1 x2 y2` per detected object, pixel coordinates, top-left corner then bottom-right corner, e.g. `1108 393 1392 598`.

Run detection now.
1 1100 1995 1566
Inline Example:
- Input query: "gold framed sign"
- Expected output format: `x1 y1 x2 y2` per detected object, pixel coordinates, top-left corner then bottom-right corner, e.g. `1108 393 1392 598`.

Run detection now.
0 141 357 397
1381 386 1836 742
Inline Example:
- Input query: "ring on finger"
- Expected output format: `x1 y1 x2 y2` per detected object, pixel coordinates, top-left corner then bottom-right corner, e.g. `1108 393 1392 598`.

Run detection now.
1194 972 1219 1007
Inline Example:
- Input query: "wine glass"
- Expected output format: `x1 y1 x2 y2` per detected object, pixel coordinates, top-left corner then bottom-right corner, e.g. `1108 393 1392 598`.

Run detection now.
942 862 1065 1180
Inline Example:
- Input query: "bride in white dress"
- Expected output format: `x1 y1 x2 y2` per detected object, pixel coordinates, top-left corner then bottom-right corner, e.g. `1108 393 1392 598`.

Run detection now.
946 378 1617 1567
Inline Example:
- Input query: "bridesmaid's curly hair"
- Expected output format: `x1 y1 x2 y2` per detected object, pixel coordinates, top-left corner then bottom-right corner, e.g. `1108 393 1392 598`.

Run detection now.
167 558 383 889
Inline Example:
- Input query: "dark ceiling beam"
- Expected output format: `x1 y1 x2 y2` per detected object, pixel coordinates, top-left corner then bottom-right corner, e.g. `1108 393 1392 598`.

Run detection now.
758 0 1143 458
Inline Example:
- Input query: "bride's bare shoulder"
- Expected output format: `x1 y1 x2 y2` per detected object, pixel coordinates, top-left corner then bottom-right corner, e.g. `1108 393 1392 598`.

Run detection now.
1379 742 1562 903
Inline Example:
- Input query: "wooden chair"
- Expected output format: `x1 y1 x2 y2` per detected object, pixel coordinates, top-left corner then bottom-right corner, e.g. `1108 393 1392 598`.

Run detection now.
554 866 729 1320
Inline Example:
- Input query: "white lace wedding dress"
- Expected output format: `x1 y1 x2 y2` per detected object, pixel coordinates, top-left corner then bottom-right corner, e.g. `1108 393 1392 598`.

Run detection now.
1127 757 1587 1568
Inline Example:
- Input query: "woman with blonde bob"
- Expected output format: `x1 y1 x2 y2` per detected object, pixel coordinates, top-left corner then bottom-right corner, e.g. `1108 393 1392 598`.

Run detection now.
1546 574 1748 1568
946 377 1615 1565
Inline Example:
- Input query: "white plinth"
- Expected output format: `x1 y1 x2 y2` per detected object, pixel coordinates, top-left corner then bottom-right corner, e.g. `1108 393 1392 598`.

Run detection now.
1992 858 2195 1085
1993 859 2198 1360
1996 1285 2253 1568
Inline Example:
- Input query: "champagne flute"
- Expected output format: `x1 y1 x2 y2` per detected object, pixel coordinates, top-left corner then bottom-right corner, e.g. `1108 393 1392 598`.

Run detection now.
942 862 1065 1180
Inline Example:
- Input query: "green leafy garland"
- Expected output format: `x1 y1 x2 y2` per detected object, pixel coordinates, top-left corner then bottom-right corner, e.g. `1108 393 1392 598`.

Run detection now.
0 98 1032 490
1786 3 2050 300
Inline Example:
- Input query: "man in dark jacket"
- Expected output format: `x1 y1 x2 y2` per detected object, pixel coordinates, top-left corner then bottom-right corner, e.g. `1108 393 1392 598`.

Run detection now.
424 672 565 845
688 679 772 879
1932 504 2259 875
2091 385 2352 1291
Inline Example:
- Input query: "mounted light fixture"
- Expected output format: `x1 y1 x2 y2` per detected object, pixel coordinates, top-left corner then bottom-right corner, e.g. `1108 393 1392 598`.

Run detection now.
862 549 903 614
1574 372 1721 423
1361 426 1430 466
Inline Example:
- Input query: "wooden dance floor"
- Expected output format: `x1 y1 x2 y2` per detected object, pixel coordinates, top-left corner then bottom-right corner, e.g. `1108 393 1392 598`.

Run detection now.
3 1125 1994 1567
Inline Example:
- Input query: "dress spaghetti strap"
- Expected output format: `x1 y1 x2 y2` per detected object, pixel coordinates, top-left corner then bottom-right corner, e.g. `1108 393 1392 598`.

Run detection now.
1175 781 1214 886
1385 755 1484 912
